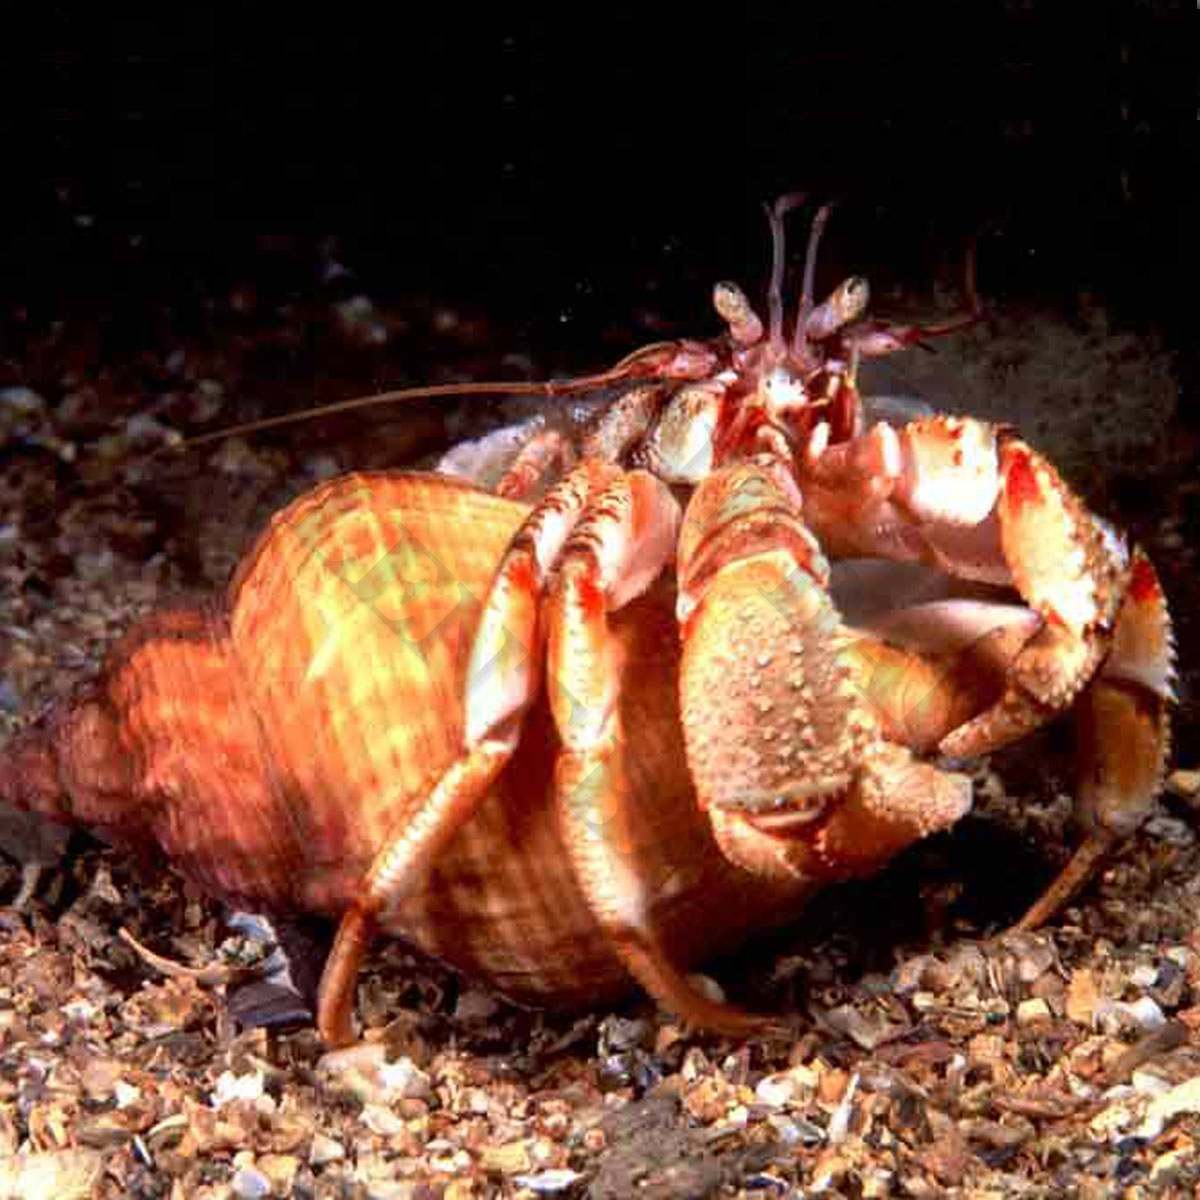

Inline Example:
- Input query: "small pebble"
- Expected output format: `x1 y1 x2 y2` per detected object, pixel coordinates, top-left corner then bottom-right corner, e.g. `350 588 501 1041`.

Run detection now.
824 1003 909 1049
743 1171 789 1192
826 1070 860 1144
1151 1145 1194 1184
454 986 500 1022
513 1168 583 1194
1129 963 1159 989
0 385 47 415
318 1045 430 1105
1144 814 1195 846
755 1073 800 1109
211 1070 265 1108
1017 998 1052 1024
1166 768 1199 798
1095 996 1166 1036
1135 1077 1200 1140
481 1139 533 1174
764 1114 804 1146
230 1166 271 1199
363 1103 407 1137
333 295 388 346
309 1132 345 1165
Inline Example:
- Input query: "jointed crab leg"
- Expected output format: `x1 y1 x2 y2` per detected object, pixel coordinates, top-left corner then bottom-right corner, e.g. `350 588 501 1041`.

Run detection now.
495 428 577 500
317 458 620 1043
542 473 782 1033
801 415 1174 926
1015 548 1174 929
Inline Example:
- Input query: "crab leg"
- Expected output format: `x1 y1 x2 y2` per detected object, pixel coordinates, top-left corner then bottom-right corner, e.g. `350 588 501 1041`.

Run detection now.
490 381 672 501
802 416 1174 926
1015 548 1174 928
541 473 777 1033
495 428 577 499
317 457 622 1045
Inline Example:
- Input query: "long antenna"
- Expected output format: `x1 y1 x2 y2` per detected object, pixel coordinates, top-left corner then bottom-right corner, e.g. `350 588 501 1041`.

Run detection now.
793 203 833 356
766 192 804 351
178 367 646 450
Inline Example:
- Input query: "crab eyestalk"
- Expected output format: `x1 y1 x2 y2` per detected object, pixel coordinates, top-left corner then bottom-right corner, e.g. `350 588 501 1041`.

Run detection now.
804 276 870 342
713 281 764 347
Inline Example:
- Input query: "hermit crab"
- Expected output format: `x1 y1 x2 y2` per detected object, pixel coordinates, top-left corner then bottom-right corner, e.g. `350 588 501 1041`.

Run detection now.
0 198 1175 1047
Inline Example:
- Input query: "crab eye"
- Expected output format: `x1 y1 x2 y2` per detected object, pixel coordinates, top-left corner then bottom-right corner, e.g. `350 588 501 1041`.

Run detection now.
713 281 764 346
805 276 871 341
842 276 869 316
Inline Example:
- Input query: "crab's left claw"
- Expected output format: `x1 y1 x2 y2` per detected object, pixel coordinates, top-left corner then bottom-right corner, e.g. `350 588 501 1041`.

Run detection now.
804 418 1175 930
916 439 1174 927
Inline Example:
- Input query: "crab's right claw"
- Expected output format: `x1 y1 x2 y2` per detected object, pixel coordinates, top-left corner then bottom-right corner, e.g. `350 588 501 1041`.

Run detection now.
675 462 972 890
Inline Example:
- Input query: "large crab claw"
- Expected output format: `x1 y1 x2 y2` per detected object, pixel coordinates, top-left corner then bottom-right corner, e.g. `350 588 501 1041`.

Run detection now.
798 415 1175 928
675 460 973 887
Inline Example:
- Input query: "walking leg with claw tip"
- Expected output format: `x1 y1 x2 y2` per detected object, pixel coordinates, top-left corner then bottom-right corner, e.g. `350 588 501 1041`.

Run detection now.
804 412 1175 933
540 471 778 1034
314 458 624 1045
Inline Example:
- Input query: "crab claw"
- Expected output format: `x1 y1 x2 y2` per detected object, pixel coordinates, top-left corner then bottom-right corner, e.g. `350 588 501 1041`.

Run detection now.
937 437 1132 760
1075 550 1175 832
676 463 972 887
809 415 1175 929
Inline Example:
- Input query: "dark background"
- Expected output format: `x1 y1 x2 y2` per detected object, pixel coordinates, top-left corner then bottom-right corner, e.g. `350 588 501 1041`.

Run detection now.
1 3 1193 389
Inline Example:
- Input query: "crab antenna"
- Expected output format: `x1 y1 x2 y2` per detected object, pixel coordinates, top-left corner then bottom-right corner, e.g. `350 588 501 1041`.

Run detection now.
793 203 833 356
178 374 622 449
766 192 804 350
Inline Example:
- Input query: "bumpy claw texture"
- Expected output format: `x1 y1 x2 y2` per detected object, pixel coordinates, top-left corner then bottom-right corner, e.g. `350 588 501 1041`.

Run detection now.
675 468 972 888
